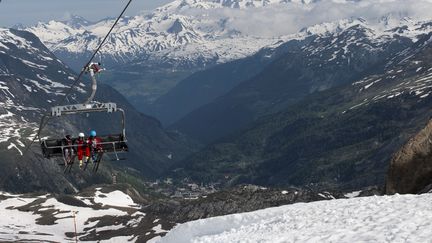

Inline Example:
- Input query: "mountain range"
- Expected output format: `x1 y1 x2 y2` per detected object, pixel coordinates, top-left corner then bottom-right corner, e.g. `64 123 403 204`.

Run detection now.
169 18 429 142
169 29 432 190
25 0 309 69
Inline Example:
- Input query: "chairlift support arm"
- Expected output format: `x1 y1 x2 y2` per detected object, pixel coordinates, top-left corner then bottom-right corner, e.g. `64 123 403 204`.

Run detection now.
84 68 98 105
37 102 126 144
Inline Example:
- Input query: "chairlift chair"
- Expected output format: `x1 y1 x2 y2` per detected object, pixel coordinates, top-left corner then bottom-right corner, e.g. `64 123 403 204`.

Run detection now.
38 63 128 173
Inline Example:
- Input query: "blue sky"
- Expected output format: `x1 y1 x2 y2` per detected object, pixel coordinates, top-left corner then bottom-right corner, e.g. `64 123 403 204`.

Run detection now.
0 0 171 27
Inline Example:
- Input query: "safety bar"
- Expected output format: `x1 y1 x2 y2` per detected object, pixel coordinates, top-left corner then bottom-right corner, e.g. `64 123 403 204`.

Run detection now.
41 140 128 149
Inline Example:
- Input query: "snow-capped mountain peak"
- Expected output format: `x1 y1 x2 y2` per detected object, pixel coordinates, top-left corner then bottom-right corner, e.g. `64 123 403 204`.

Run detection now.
26 2 285 69
62 14 94 28
155 0 287 12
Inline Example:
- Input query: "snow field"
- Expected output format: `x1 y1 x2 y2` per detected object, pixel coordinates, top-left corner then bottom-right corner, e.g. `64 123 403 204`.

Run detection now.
0 190 144 242
156 193 432 243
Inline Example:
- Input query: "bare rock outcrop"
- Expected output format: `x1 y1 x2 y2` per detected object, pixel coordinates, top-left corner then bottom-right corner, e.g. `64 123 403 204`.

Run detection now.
386 120 432 194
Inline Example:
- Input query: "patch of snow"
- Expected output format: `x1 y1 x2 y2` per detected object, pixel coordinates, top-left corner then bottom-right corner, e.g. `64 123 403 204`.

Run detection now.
7 142 23 156
20 59 47 70
94 224 124 232
100 235 136 242
36 74 68 88
0 42 10 50
344 191 361 198
153 224 168 234
387 92 402 99
127 216 145 227
94 190 140 208
39 55 54 61
363 78 382 90
420 93 430 99
22 84 33 92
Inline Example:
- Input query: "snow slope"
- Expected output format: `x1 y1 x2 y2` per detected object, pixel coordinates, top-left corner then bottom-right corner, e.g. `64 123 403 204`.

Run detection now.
155 193 432 242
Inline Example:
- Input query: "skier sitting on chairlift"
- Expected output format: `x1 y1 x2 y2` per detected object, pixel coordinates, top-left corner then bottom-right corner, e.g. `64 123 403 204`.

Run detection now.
62 135 75 165
87 130 103 163
76 132 87 169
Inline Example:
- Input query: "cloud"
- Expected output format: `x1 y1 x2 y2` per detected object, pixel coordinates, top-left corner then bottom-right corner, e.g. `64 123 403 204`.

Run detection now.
182 0 432 37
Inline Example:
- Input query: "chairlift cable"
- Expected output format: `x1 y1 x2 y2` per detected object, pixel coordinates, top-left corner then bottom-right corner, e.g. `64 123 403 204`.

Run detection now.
21 0 133 158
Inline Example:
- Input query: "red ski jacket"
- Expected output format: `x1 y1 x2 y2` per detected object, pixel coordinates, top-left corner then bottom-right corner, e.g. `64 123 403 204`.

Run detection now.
87 137 103 152
76 138 87 160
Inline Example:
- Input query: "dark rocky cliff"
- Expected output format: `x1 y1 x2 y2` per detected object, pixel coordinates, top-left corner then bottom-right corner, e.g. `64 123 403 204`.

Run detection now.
386 119 432 194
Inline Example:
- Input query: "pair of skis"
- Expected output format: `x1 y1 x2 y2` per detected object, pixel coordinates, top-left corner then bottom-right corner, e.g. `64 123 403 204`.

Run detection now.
60 151 103 173
80 152 104 173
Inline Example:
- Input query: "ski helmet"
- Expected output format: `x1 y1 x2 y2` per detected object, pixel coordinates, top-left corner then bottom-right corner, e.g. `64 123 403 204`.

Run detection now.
90 130 97 137
78 132 85 138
